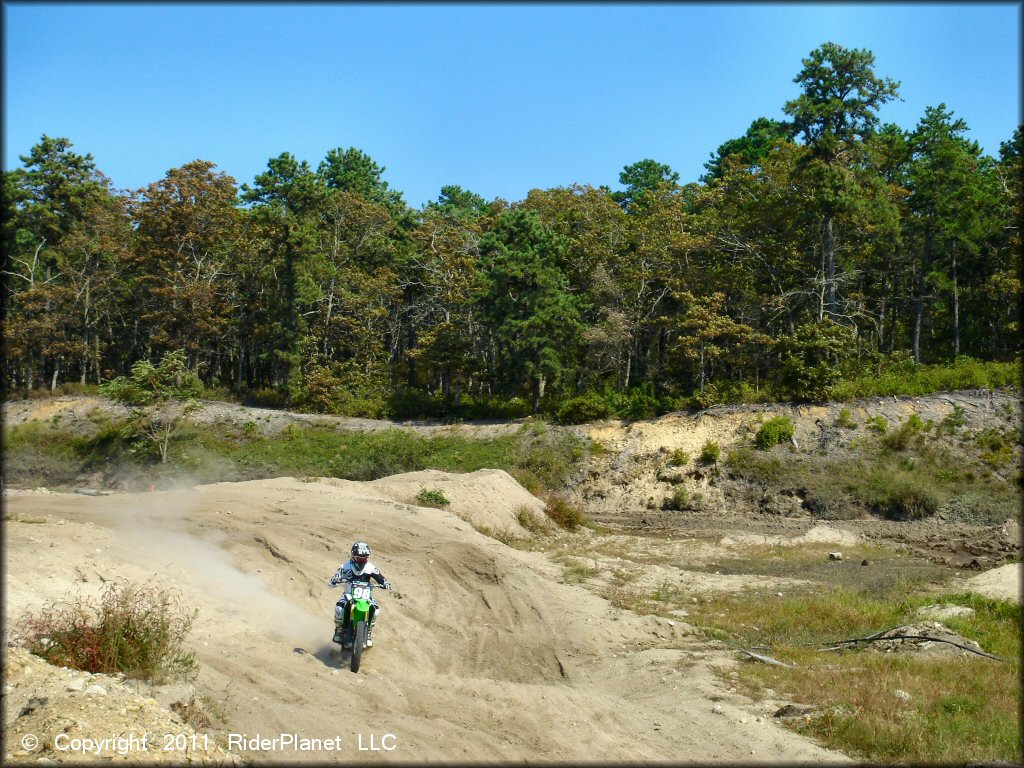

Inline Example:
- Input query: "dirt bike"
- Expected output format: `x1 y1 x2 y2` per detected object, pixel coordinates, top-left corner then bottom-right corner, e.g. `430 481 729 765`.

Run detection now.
338 580 388 672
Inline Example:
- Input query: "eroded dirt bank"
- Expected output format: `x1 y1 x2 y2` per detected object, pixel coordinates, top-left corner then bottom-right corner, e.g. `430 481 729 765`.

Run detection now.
571 389 1021 569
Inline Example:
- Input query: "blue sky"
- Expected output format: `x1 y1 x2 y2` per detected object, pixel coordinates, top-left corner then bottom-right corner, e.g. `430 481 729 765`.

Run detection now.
3 2 1020 208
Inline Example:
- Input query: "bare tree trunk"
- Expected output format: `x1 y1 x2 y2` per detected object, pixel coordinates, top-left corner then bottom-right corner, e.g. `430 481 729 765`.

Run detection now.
532 373 547 415
877 264 889 352
951 242 960 358
699 343 706 393
913 228 933 364
823 215 837 320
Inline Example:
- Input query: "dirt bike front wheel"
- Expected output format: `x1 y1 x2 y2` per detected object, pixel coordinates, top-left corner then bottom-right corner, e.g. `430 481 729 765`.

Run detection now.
350 620 367 673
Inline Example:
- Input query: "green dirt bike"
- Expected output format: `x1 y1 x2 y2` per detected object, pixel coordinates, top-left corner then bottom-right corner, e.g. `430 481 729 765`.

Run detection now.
338 580 387 672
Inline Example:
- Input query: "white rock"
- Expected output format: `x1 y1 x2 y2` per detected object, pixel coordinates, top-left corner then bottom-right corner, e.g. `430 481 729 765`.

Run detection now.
916 604 975 621
711 704 723 714
894 689 912 702
828 552 843 561
84 684 107 696
66 678 86 692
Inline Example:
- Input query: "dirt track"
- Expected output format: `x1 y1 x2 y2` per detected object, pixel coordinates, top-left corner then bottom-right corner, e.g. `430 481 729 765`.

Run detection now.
3 391 1020 763
4 475 856 764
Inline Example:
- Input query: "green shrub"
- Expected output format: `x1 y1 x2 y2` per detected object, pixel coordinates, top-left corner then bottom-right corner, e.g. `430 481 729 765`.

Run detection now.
724 447 787 485
831 357 1020 401
662 486 700 511
775 320 857 401
755 416 795 450
515 507 549 534
387 388 448 419
866 416 888 434
669 448 690 467
13 580 197 683
555 392 612 424
882 414 926 450
802 485 859 520
699 440 721 464
860 470 943 520
543 494 587 530
975 428 1015 469
415 487 450 508
602 383 667 420
687 384 722 411
939 404 967 434
834 407 857 429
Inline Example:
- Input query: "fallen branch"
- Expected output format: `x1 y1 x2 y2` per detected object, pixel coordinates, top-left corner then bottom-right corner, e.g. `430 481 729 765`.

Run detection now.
739 649 797 668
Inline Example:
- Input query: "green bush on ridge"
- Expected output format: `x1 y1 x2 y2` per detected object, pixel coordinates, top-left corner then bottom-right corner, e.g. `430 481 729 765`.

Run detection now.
755 416 795 449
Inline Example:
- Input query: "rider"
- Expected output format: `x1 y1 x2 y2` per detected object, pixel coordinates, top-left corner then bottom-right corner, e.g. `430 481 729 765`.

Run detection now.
330 542 391 648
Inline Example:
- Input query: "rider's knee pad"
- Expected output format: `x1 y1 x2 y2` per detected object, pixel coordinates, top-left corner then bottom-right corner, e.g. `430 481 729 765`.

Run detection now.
334 602 347 621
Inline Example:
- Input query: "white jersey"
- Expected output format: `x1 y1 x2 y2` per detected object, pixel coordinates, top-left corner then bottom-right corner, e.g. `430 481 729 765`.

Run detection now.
330 559 386 587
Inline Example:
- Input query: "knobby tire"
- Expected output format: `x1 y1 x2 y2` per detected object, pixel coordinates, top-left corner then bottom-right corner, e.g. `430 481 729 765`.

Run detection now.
351 620 367 673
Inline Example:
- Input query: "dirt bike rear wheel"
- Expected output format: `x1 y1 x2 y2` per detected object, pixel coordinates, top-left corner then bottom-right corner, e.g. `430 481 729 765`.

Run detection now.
350 620 367 673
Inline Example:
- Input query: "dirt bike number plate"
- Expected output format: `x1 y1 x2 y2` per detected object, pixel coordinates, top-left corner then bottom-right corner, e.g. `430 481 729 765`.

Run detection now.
352 585 372 600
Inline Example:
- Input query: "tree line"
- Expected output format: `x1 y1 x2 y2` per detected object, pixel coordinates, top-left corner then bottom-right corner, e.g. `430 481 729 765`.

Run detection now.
3 43 1020 419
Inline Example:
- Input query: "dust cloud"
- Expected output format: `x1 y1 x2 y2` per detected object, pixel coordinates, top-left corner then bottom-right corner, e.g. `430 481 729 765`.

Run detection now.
102 491 326 648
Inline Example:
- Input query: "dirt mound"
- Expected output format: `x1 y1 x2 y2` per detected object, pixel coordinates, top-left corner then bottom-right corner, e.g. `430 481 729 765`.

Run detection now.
2 646 236 764
860 622 992 660
3 478 850 763
962 563 1021 603
364 468 547 535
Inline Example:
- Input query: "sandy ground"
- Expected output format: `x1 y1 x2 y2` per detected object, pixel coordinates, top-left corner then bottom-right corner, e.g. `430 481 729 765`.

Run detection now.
4 475 860 765
961 563 1021 602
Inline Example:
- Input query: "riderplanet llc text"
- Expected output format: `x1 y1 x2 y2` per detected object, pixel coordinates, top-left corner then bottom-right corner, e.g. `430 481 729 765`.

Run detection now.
227 732 397 752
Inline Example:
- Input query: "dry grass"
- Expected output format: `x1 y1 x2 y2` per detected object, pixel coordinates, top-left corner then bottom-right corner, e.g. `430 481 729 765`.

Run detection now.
690 588 1021 764
13 579 198 684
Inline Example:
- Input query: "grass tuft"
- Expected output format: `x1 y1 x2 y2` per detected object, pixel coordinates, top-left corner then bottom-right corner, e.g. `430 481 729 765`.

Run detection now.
416 487 450 508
